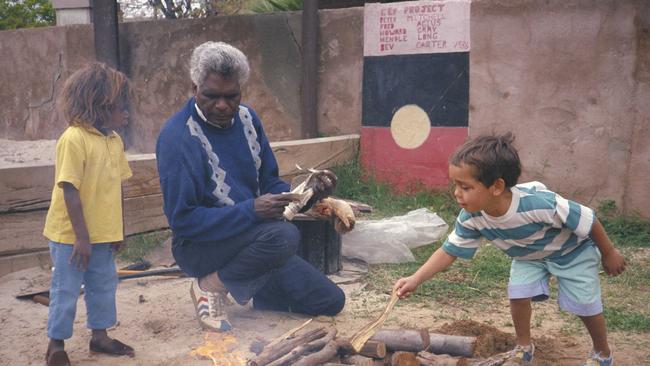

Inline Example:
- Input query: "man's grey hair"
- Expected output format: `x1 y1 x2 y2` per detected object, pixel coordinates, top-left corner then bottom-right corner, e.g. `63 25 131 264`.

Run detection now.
190 41 250 87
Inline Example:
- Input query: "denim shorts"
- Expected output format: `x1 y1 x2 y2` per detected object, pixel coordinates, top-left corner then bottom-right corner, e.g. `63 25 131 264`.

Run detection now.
508 244 602 316
47 241 118 339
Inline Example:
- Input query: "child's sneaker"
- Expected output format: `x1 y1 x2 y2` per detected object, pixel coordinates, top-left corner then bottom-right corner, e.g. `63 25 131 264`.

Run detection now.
509 343 535 364
190 279 232 332
582 350 613 366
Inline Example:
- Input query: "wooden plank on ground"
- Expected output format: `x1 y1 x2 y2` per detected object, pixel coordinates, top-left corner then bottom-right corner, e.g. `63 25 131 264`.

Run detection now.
0 135 360 214
0 250 51 278
0 194 168 255
0 163 54 212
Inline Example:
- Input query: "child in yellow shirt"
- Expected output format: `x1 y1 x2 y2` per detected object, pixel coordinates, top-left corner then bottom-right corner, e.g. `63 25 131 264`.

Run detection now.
43 63 135 365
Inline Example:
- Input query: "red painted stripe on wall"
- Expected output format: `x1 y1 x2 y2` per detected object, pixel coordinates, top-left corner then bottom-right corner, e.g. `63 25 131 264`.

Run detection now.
360 126 468 191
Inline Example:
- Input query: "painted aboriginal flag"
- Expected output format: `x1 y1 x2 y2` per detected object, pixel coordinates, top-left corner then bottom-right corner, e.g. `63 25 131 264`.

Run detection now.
361 0 470 190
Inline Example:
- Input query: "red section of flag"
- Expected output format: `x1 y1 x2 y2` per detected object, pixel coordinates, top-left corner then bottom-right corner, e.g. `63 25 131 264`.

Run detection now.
360 126 468 191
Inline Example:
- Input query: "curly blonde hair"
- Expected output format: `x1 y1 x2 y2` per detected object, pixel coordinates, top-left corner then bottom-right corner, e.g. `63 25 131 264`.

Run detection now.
59 62 132 129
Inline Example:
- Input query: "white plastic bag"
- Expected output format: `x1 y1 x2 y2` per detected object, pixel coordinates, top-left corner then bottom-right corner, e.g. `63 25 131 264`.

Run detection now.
342 208 449 264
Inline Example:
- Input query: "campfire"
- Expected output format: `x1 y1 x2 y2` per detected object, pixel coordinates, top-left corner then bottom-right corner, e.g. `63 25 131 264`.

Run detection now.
190 333 246 366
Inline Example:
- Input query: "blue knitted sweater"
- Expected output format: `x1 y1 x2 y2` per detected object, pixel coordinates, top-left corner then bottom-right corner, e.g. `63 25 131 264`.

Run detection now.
156 98 289 242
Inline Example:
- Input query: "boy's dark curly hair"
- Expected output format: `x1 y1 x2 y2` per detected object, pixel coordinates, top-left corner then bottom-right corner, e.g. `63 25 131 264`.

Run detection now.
449 132 522 188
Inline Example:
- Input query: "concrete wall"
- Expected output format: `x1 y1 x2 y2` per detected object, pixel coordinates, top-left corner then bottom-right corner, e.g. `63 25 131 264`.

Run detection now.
469 0 649 216
0 1 648 217
0 25 94 140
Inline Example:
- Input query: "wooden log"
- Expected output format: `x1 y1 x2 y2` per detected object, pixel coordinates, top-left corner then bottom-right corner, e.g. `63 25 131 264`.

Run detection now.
370 329 430 353
428 333 476 357
342 355 374 366
266 328 337 366
247 327 327 366
390 352 418 366
340 355 374 366
339 340 387 359
293 338 340 366
417 351 468 366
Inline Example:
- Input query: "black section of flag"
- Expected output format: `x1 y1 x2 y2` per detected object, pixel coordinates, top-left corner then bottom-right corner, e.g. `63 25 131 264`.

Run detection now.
362 52 469 127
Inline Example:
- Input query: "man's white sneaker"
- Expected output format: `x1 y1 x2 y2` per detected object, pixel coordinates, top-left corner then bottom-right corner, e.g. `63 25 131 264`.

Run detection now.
190 279 232 332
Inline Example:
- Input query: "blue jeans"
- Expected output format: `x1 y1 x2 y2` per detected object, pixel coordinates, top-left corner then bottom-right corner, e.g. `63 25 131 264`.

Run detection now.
172 221 345 316
47 242 118 340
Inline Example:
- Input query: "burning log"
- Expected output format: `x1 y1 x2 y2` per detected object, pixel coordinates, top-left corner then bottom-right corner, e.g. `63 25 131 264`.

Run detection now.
341 354 375 366
417 351 468 366
370 329 430 353
339 340 387 359
247 327 327 366
390 351 419 366
428 333 476 357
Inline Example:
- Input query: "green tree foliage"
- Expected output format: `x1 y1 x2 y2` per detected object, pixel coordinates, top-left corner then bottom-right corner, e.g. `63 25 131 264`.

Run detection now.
251 0 301 13
0 0 55 30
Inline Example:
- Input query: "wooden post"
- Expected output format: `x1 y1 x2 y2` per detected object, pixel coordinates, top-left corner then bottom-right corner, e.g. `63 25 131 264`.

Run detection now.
92 0 120 69
301 0 319 138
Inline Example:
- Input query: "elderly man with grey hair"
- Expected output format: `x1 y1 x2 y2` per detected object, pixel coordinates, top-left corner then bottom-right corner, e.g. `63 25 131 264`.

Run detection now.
156 41 345 332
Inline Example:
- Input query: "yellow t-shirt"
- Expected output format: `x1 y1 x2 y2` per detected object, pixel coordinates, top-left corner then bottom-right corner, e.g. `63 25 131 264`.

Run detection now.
43 126 133 244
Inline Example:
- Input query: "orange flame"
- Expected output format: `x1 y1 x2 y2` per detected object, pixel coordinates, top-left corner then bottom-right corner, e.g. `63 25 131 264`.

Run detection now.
190 333 246 366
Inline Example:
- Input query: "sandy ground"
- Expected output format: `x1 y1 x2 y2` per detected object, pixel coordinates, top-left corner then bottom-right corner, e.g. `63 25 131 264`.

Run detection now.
1 263 648 366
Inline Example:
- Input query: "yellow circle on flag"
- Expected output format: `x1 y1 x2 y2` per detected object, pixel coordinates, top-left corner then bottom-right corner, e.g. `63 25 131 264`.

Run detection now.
390 104 431 149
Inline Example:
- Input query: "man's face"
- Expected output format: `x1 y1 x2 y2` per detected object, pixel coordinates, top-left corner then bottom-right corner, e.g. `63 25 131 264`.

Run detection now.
193 72 241 127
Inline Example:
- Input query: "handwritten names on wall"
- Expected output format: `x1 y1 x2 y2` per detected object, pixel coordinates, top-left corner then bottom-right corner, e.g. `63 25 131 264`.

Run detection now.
364 0 470 57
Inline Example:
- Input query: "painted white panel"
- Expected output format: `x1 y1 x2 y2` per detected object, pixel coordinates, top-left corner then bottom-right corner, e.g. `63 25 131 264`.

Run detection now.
364 0 471 57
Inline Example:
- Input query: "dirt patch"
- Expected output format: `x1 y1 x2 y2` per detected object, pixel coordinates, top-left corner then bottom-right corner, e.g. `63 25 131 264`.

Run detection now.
437 319 516 357
436 319 579 365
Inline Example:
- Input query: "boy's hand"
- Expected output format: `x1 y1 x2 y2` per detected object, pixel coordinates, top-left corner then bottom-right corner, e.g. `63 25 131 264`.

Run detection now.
393 276 420 299
70 239 91 271
601 248 626 276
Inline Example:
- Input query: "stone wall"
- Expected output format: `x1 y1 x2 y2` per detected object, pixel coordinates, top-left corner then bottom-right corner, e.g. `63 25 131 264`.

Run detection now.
0 1 648 217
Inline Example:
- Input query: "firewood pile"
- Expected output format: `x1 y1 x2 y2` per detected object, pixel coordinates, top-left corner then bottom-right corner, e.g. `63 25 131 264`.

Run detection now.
247 327 521 366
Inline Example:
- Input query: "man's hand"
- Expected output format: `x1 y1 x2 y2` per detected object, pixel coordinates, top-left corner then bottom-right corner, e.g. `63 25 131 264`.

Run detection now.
393 275 420 299
70 239 91 271
602 248 626 276
254 193 297 219
308 170 338 201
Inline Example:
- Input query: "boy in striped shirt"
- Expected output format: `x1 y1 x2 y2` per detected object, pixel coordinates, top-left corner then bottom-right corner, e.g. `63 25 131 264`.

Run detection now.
393 133 626 366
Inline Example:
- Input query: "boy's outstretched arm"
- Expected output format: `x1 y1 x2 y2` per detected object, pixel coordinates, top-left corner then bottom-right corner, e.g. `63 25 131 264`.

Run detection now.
393 247 457 299
591 218 626 276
